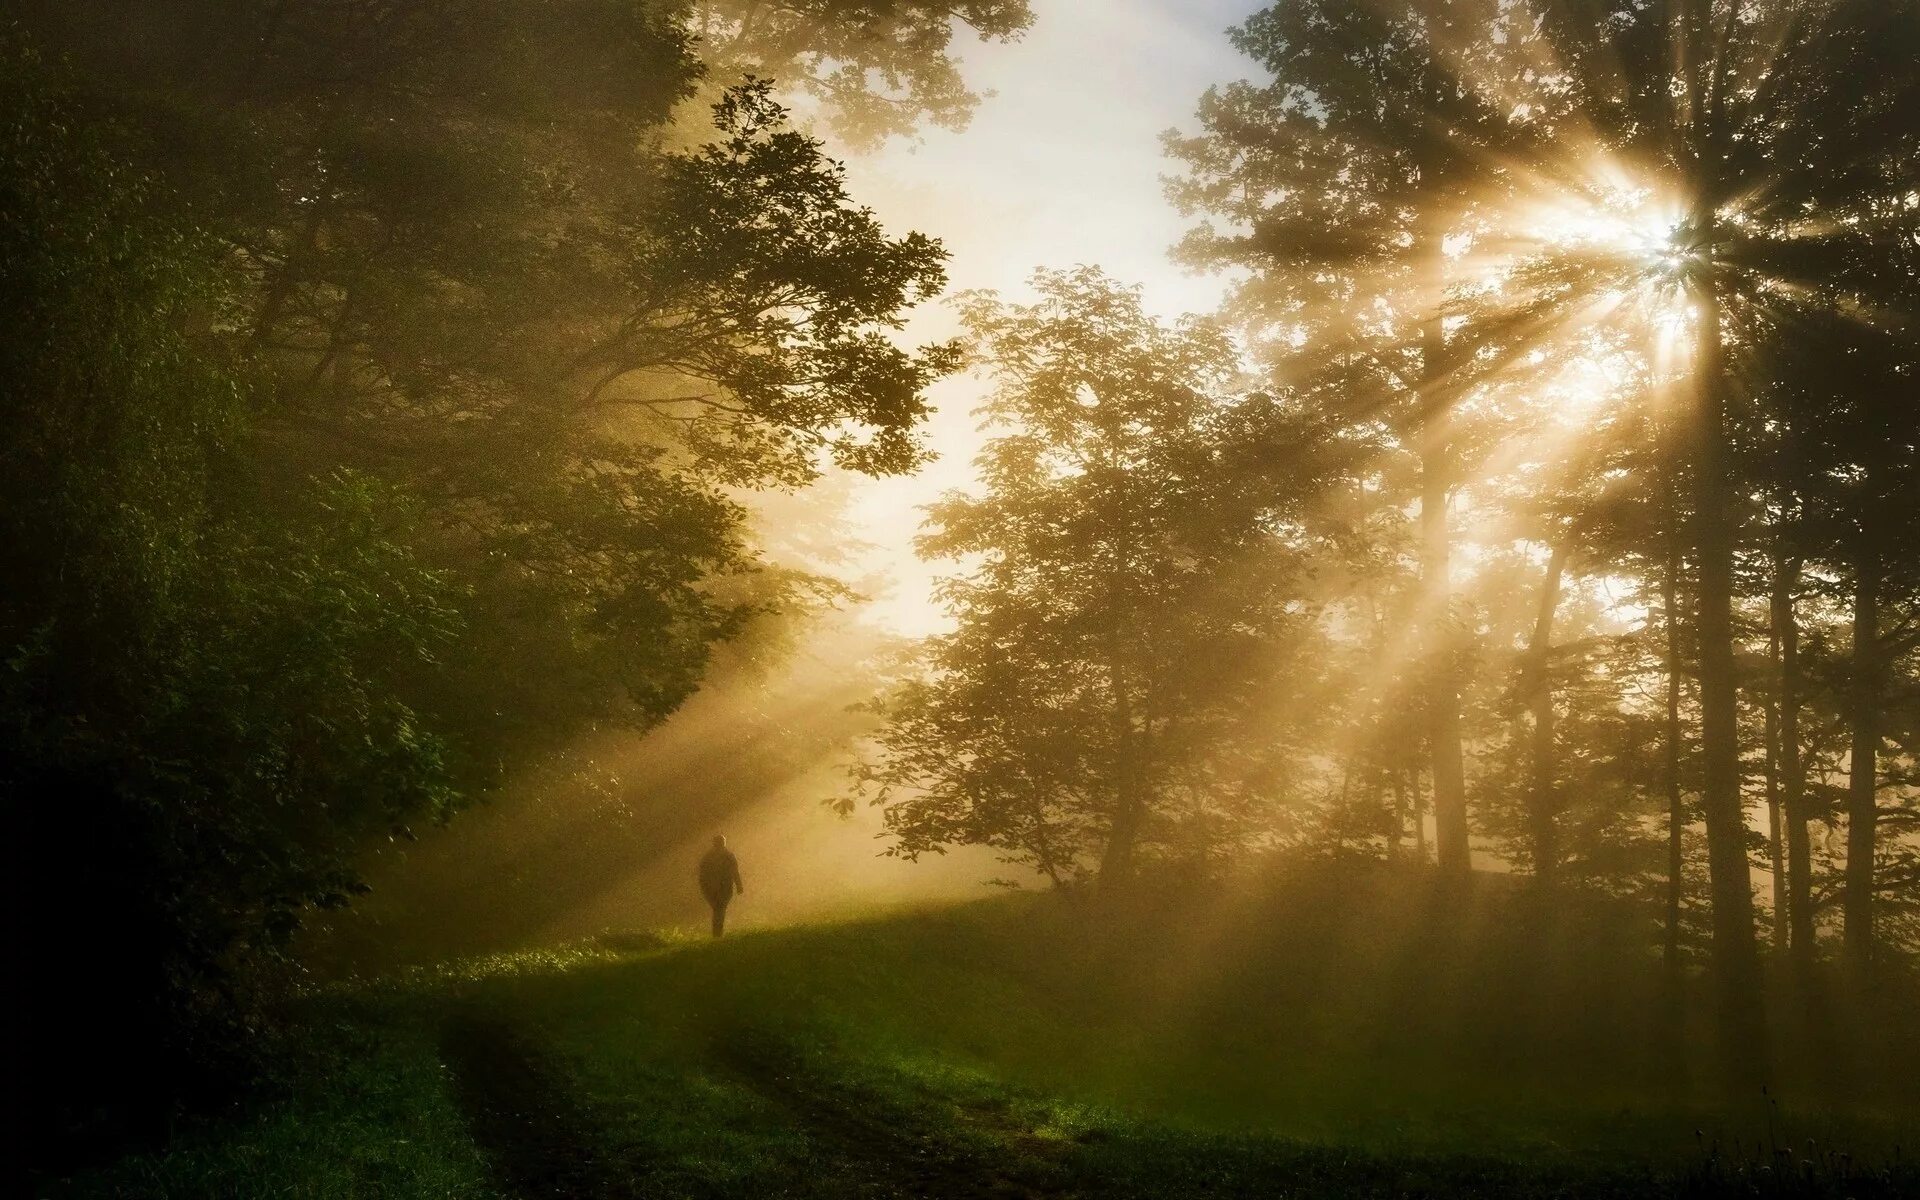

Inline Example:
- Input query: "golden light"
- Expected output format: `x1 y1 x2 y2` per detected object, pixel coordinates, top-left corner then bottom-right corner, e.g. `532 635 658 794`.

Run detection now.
1525 190 1686 266
1499 163 1706 386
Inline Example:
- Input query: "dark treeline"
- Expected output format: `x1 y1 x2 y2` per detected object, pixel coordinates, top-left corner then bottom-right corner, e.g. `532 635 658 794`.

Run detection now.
851 0 1920 1093
5 0 1030 1150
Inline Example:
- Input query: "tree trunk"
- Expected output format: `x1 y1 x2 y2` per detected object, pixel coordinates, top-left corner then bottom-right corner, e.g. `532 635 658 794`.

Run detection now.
1763 631 1786 951
1101 666 1146 887
1100 767 1144 886
1843 556 1880 987
1391 770 1409 857
1688 273 1769 1084
1772 561 1815 977
1662 481 1687 975
1098 442 1144 891
1419 291 1469 878
236 0 293 100
1100 657 1149 887
1525 542 1569 883
1414 769 1430 863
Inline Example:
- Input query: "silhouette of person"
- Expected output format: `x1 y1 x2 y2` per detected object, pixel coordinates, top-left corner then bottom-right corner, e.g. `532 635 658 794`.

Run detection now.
697 834 744 937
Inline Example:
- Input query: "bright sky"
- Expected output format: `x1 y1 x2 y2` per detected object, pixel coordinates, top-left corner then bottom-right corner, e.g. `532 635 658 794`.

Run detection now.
816 0 1267 635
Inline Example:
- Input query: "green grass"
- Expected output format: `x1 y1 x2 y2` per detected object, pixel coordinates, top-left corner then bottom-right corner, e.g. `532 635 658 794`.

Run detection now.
39 1006 494 1199
41 868 1920 1198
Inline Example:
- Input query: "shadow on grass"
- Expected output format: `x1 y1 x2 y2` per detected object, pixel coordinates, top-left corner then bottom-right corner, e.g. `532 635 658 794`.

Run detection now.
440 1008 648 1197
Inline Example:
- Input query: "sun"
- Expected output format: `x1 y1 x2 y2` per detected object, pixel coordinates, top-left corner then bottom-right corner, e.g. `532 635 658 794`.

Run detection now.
1521 184 1686 267
1479 162 1707 407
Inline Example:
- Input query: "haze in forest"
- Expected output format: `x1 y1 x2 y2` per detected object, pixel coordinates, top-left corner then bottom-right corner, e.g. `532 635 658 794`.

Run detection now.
299 0 1272 966
10 1 1919 1193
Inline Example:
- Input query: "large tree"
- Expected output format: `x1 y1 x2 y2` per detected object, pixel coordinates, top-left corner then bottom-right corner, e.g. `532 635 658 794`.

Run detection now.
6 1 983 1138
17 3 963 769
1523 0 1920 1060
3 41 462 1139
1166 0 1565 878
851 269 1321 885
1173 0 1920 1079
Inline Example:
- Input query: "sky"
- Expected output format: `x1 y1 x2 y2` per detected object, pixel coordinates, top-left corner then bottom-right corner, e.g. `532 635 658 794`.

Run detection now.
809 0 1268 635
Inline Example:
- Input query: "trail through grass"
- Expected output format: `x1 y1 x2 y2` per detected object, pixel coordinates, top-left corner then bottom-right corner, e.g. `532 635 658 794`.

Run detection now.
42 869 1920 1198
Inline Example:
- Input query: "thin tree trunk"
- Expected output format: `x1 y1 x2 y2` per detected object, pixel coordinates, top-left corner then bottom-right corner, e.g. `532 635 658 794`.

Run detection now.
237 0 293 100
1100 637 1149 887
1101 664 1146 886
1525 542 1569 883
1414 769 1430 864
1099 451 1143 889
1662 507 1687 975
1764 630 1787 951
1843 555 1880 987
1688 271 1769 1085
1101 764 1144 885
1772 561 1815 977
248 198 326 351
1419 282 1469 878
1391 770 1409 856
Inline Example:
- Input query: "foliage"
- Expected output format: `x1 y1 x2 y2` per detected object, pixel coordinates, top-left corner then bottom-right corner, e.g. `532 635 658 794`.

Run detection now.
850 269 1324 883
2 39 461 1141
1160 0 1920 981
14 2 960 774
687 0 1036 150
6 0 968 1141
584 79 961 486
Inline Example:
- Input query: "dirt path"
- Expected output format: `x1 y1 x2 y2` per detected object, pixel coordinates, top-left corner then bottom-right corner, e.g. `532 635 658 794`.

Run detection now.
439 1011 644 1198
713 1031 1065 1199
440 1008 1066 1198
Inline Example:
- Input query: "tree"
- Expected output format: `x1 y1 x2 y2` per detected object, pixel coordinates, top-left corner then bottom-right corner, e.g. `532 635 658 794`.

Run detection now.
1542 0 1919 1012
3 41 460 1140
850 269 1320 885
18 4 964 770
7 2 984 1135
1172 0 1920 1080
688 0 1035 150
1167 0 1573 879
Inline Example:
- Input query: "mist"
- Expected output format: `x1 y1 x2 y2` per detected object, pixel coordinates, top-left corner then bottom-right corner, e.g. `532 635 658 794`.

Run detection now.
305 609 1006 974
11 2 1920 1197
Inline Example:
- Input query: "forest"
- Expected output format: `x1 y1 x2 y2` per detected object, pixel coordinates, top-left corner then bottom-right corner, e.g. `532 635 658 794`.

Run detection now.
8 2 1918 1197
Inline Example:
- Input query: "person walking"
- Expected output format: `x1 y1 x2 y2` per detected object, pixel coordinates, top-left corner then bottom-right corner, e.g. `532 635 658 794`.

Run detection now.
698 834 744 937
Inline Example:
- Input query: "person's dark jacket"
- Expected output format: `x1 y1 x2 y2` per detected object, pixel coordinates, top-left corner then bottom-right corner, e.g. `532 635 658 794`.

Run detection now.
698 846 743 902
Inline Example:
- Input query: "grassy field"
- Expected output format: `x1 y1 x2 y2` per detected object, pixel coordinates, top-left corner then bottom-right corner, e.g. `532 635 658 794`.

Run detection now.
41 867 1920 1198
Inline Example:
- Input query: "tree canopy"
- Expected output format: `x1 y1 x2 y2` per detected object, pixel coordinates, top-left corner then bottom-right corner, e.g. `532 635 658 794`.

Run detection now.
7 3 971 1141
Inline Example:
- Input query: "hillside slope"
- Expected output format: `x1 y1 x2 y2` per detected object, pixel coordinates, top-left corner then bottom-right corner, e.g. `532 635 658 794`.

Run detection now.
47 868 1920 1198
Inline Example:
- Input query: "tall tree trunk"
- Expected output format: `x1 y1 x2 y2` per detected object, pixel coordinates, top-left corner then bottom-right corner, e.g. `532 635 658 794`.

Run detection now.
1843 554 1881 986
248 198 326 351
1688 272 1769 1084
1414 769 1430 864
1763 726 1788 951
1419 289 1469 878
1662 479 1687 975
1101 662 1146 887
1771 559 1815 977
1101 763 1144 886
1099 448 1145 890
1100 651 1149 887
1763 632 1787 951
1390 769 1408 856
1526 542 1569 883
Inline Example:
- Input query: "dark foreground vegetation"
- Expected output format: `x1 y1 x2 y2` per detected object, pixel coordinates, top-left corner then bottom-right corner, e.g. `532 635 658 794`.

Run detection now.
5 0 1024 1152
36 873 1920 1199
